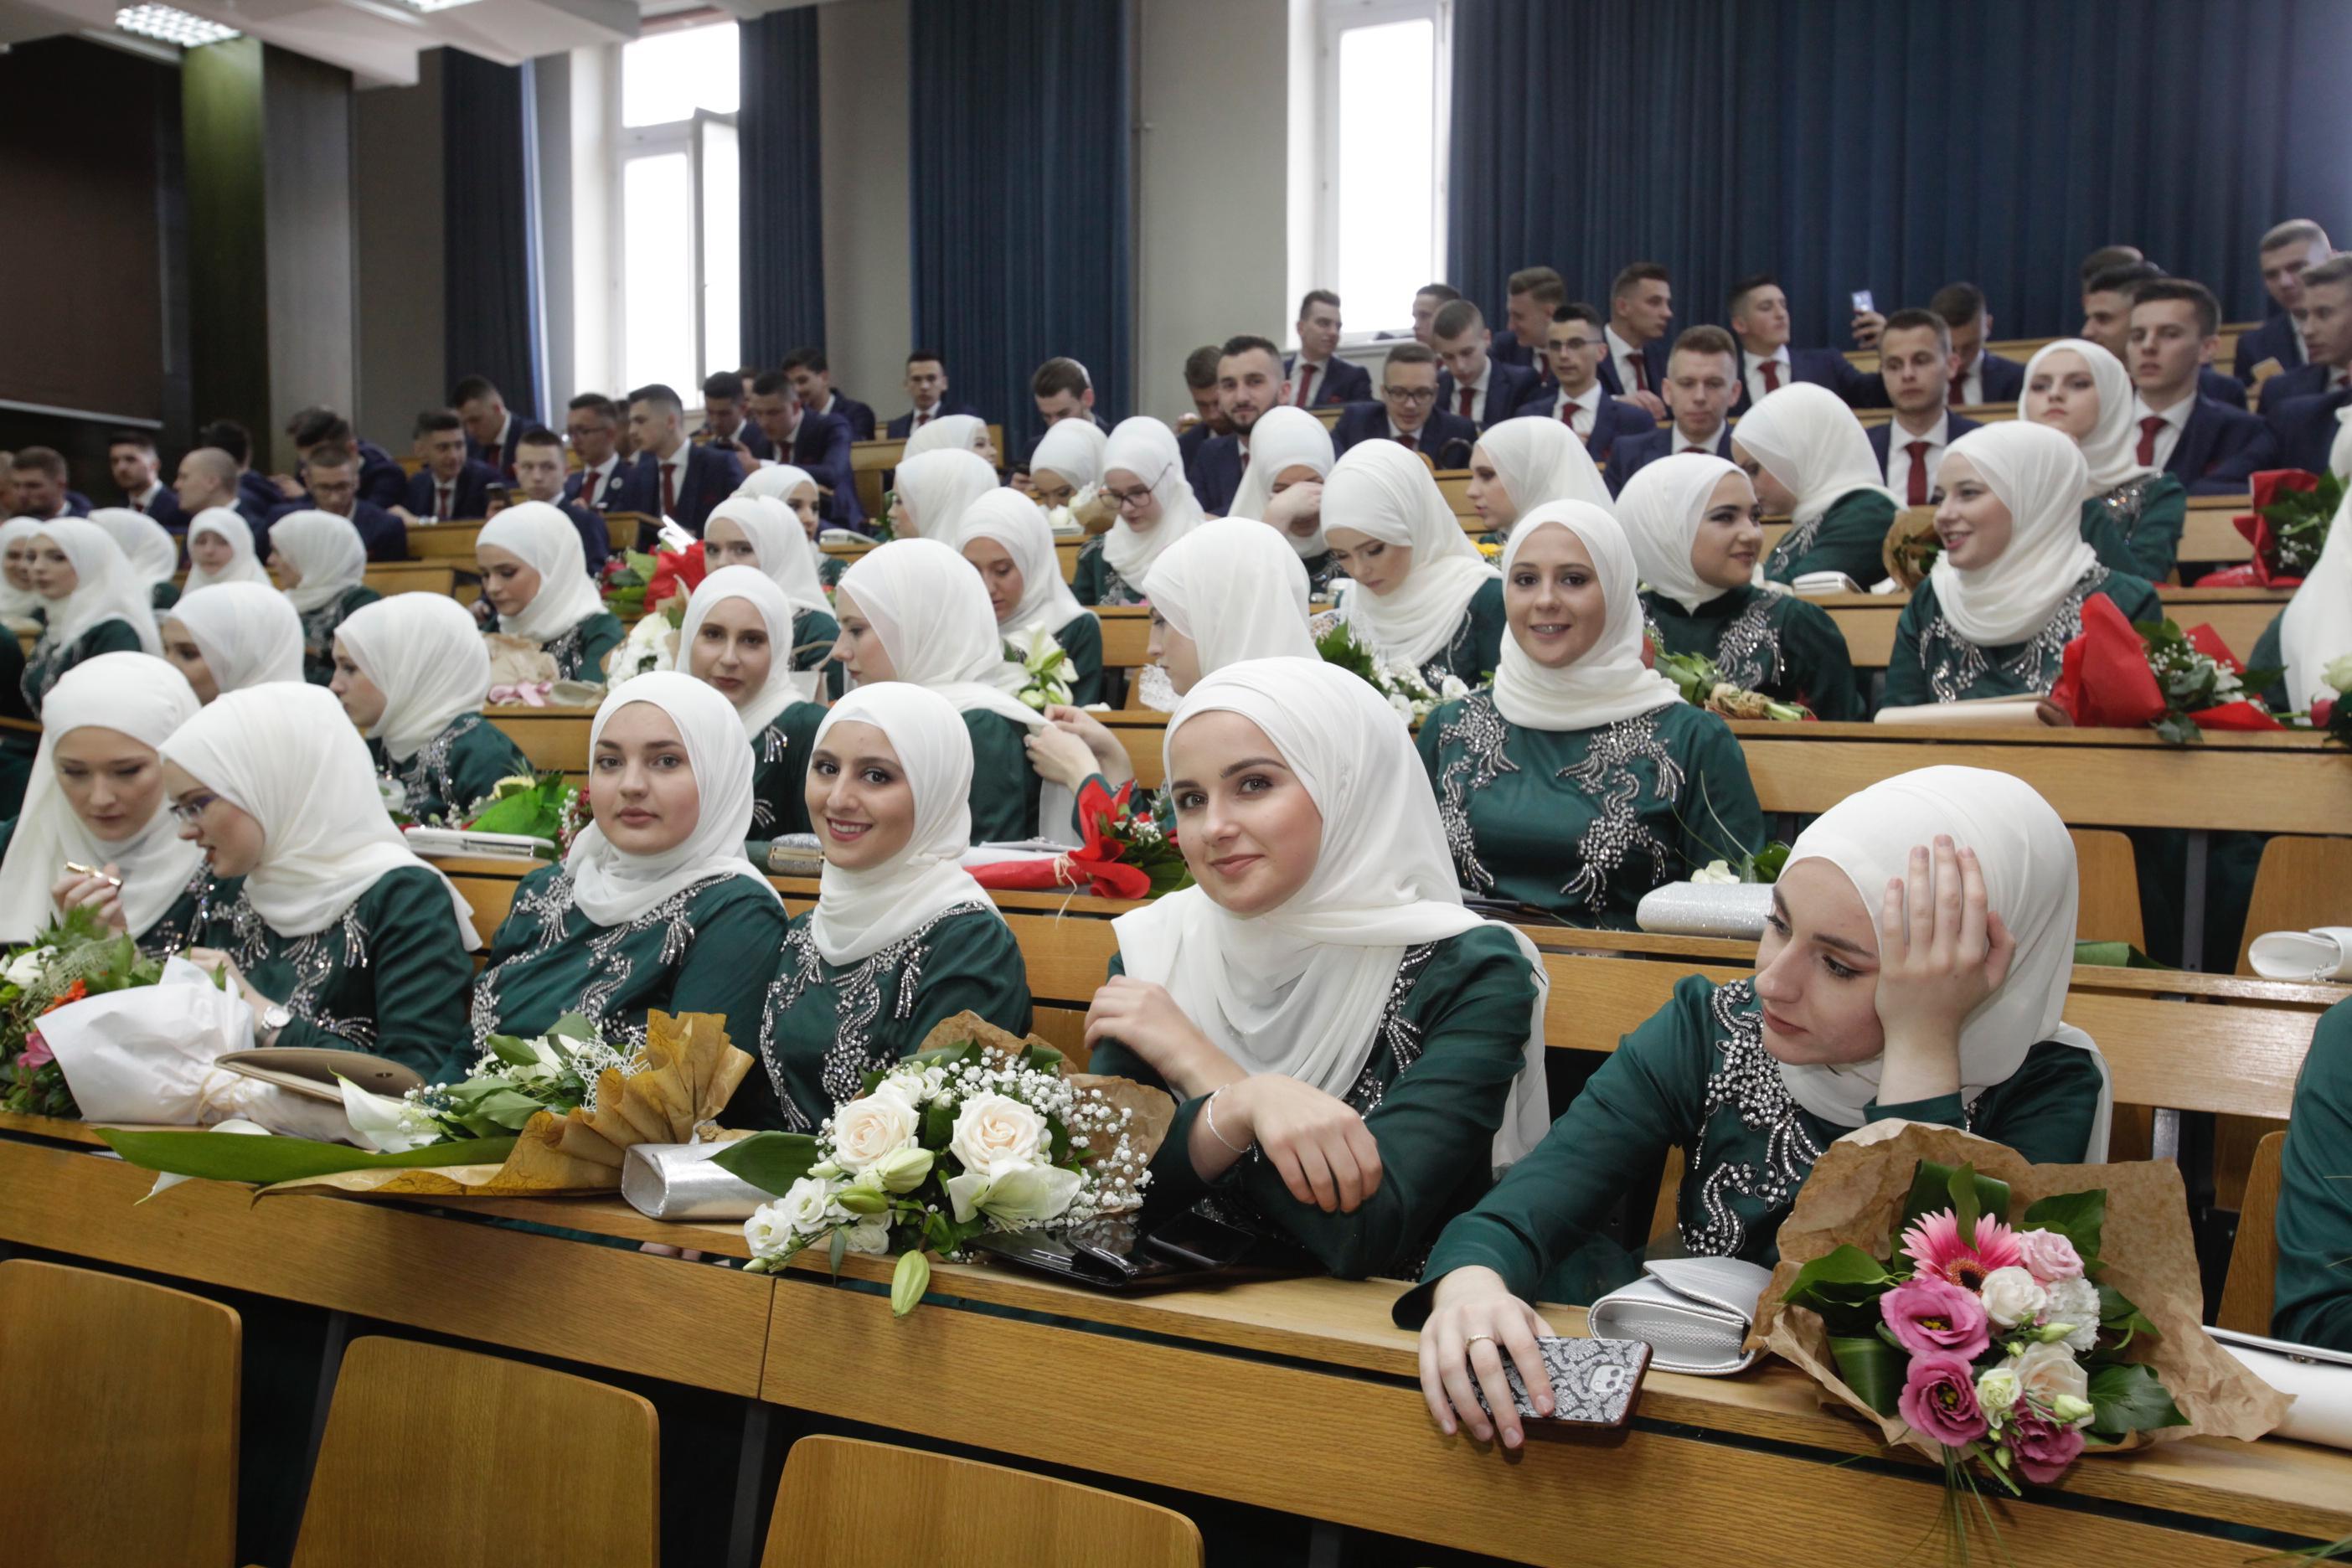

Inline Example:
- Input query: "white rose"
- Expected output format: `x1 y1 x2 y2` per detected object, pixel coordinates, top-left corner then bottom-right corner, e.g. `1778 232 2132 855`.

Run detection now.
1689 860 1740 886
1975 1366 2020 1421
2009 1340 2089 1411
743 1203 792 1258
1979 1266 2049 1328
829 1085 920 1172
776 1175 846 1240
3 946 54 989
948 1092 1046 1178
2325 652 2352 694
841 1216 893 1255
2043 1277 2102 1354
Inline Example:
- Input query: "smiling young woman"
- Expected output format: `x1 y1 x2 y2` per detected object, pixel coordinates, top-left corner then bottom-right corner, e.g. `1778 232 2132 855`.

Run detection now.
180 507 272 593
18 518 159 716
474 501 627 681
956 488 1104 705
330 592 531 824
699 494 841 694
2023 338 2186 581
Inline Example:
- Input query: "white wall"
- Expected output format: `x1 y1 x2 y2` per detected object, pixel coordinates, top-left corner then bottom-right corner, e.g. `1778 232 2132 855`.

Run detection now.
818 0 913 418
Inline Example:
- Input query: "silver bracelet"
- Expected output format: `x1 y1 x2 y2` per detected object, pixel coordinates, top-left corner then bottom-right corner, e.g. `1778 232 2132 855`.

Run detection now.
1201 1086 1251 1155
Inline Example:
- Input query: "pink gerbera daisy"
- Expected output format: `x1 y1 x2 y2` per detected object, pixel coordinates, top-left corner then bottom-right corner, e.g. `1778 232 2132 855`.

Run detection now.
1901 1210 2023 1292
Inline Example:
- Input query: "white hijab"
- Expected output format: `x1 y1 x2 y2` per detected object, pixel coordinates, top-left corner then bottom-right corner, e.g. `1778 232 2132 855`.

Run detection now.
1225 406 1336 555
903 413 988 462
892 450 1000 544
1929 422 2104 647
336 593 493 761
1778 766 2112 1161
87 508 178 594
1323 438 1498 666
707 494 828 616
2024 338 2157 493
158 683 479 946
181 507 273 592
560 672 781 926
0 652 205 943
167 583 305 695
734 462 817 505
833 539 1039 730
1731 383 1902 528
1476 417 1615 522
1493 503 1685 730
478 501 607 645
1617 452 1746 614
2281 484 2352 708
2330 405 2352 482
1030 419 1109 491
268 510 369 614
0 517 49 619
34 518 160 654
955 488 1089 635
805 683 1000 965
1141 518 1316 668
1112 659 1550 1172
678 566 812 734
1101 416 1204 584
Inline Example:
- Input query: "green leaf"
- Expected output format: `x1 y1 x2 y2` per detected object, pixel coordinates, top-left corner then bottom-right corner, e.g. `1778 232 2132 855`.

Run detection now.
1948 1161 1981 1251
890 1249 931 1316
2021 1189 2107 1263
922 1096 955 1149
827 1227 848 1278
1019 1042 1066 1075
1781 1245 1897 1335
1900 1160 2011 1240
1826 1333 1906 1417
2086 1362 2187 1437
710 1131 823 1195
96 1127 518 1184
2096 1284 2160 1343
544 1012 598 1044
483 1033 539 1068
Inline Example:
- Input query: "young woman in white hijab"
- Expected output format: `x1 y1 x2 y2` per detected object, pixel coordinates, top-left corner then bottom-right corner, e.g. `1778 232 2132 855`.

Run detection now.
676 566 828 840
1405 766 2111 1449
1029 418 1109 508
740 682 1031 1132
1082 658 1548 1279
87 507 182 611
1618 453 1859 720
182 507 274 593
1321 438 1503 688
330 593 531 823
729 465 842 586
1463 417 1614 543
1223 405 1349 595
0 652 214 951
266 509 379 685
1416 502 1762 927
2024 338 2185 581
900 412 998 467
158 683 481 1077
1078 417 1204 607
475 500 627 681
20 518 159 716
699 495 842 694
158 582 305 704
956 488 1102 704
471 672 787 1057
1883 421 2160 709
1731 383 1906 586
0 517 47 632
888 449 999 545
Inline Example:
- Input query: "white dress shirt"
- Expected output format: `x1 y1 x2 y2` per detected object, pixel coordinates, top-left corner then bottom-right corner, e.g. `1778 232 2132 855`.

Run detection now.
1743 345 1794 410
1885 412 1954 503
2130 393 2195 473
1606 326 1654 398
1553 384 1601 437
1953 351 1988 408
130 478 166 513
577 457 617 508
1291 358 1330 406
1452 362 1497 426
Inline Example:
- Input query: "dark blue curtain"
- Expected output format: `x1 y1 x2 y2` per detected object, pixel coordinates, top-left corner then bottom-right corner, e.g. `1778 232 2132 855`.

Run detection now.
740 10 827 367
1449 0 2352 341
442 48 544 420
909 0 1132 458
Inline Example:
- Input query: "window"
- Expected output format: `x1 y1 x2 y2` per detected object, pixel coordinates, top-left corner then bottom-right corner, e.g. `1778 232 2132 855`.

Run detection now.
616 23 740 394
1309 0 1450 338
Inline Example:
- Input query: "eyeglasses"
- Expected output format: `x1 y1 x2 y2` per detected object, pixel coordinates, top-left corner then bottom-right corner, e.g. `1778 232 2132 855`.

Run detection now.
1381 387 1439 405
1105 484 1155 510
168 792 218 824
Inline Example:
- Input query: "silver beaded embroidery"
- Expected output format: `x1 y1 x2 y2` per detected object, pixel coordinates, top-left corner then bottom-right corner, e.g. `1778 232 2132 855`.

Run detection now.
750 724 791 833
1078 539 1144 606
214 890 380 1050
1431 692 1519 897
542 623 591 679
1918 566 2109 704
469 869 731 1050
1762 516 1822 580
2095 477 2160 544
1710 595 1784 692
393 713 488 819
298 601 345 664
1557 712 1681 913
1680 980 1823 1258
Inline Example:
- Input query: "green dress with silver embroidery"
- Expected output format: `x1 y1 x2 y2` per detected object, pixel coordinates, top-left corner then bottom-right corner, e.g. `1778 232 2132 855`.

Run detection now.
0 818 230 956
2082 474 2187 583
1393 974 2107 1313
1052 610 1105 707
483 609 629 683
369 712 534 825
756 700 1040 843
1071 537 1147 606
1385 576 1507 689
151 581 180 611
188 864 474 1079
730 903 1032 1132
1761 490 1900 586
1300 549 1350 599
20 618 144 716
1640 583 1861 720
1881 565 2162 709
1086 924 1540 1280
1415 692 1766 927
298 585 382 686
789 607 845 700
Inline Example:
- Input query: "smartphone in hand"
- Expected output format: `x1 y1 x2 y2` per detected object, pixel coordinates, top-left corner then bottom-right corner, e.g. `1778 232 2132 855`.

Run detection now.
1470 1335 1652 1427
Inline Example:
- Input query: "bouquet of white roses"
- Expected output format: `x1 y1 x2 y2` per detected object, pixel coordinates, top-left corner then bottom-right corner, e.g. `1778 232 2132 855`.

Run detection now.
1314 619 1468 725
610 609 680 683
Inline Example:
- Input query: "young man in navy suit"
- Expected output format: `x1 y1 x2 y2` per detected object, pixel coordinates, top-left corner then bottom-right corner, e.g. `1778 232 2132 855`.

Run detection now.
2083 264 2246 411
452 375 528 482
1485 266 1564 370
1929 283 2025 405
885 352 982 440
1330 343 1478 464
783 348 879 441
168 448 266 539
2263 253 2352 472
276 444 406 562
2258 250 2352 412
1407 282 1461 346
107 432 185 536
2127 280 2277 496
1602 263 1674 422
2236 220 2331 389
282 408 408 512
747 371 864 530
1177 345 1230 484
1608 328 1740 494
1192 335 1290 514
622 384 744 541
401 410 499 525
502 426 610 571
8 448 88 519
695 370 774 462
1869 311 1983 504
1725 274 1885 415
564 395 633 513
1283 291 1372 407
1529 303 1653 467
1431 300 1543 431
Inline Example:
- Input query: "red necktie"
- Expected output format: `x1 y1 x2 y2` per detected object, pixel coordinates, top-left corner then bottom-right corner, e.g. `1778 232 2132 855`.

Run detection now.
436 483 451 521
1295 365 1317 407
2136 417 2164 467
1458 385 1475 419
1397 432 1417 452
1559 400 1581 435
916 409 931 428
1629 354 1649 393
1905 441 1930 507
660 462 678 518
1948 369 1968 407
132 498 145 514
1761 361 1781 393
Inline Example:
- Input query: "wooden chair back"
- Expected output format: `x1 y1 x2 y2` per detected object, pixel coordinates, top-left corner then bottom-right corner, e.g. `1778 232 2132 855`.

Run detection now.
2069 828 2145 948
2215 1131 2287 1335
2238 836 2352 973
761 1435 1201 1568
0 1258 241 1568
291 1336 658 1568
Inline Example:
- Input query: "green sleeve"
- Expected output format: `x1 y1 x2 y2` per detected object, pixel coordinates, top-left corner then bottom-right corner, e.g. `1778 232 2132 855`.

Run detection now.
1881 592 1935 709
2079 501 2143 577
1057 611 1105 707
277 868 473 1079
1396 975 1715 1320
1415 698 1450 783
2251 610 2288 712
750 701 827 847
448 720 534 818
84 620 145 657
962 711 1041 841
1676 709 1767 870
2274 1001 2352 1349
900 914 1034 1043
1072 544 1106 606
152 582 180 611
2123 477 2186 583
2094 571 2164 624
1462 578 1507 684
1768 492 1896 586
575 613 627 681
1869 1039 2103 1164
667 880 792 1040
1782 599 1861 720
791 608 839 671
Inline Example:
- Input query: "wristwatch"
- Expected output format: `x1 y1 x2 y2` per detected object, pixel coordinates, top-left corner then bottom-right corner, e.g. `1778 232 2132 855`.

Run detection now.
260 1003 294 1046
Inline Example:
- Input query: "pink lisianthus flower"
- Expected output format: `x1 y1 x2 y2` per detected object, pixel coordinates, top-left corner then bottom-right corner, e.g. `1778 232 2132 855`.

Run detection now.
1901 1209 2024 1292
1898 1351 1990 1448
1880 1277 1993 1359
18 1029 54 1071
2014 1228 2086 1284
2005 1409 2087 1484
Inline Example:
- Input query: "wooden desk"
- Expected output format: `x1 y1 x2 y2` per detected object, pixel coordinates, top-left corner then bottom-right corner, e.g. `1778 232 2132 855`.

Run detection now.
848 426 1008 515
407 511 643 562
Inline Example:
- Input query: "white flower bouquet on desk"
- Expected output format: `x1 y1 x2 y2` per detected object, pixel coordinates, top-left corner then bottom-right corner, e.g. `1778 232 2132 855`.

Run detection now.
1314 619 1468 725
714 1012 1171 1316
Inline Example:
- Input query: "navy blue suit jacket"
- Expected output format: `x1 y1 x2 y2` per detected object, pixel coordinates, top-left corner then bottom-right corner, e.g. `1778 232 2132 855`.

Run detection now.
2268 387 2352 475
1191 435 1244 515
1282 354 1372 407
1510 386 1658 467
1436 361 1546 431
785 410 864 529
1488 329 1538 369
261 499 405 563
236 470 281 519
2198 366 2248 411
2165 397 2279 495
621 442 744 539
467 420 528 482
129 485 188 536
1328 403 1479 467
695 425 775 463
405 461 500 523
1177 420 1218 487
816 393 878 443
1597 338 1672 400
2234 314 2303 384
564 461 634 513
1730 346 1887 418
1607 426 1733 496
1973 353 2028 404
2259 362 2335 414
885 400 983 441
554 498 610 573
1866 413 1984 481
346 441 405 511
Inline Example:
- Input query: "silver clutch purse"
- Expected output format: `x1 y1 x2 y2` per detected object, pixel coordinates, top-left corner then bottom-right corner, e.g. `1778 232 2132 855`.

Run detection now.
1633 881 1775 940
620 1141 773 1222
1586 1256 1775 1376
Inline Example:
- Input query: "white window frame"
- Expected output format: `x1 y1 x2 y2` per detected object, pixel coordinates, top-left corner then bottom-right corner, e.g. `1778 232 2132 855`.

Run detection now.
606 25 740 395
1310 0 1452 343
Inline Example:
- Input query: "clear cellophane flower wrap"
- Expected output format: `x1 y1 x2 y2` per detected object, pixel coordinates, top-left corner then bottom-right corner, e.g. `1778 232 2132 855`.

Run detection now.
1749 1121 2288 1457
915 1010 1179 1163
261 1010 753 1199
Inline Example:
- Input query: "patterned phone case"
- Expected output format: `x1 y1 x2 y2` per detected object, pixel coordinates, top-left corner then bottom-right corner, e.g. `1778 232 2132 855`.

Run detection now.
1471 1335 1651 1427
